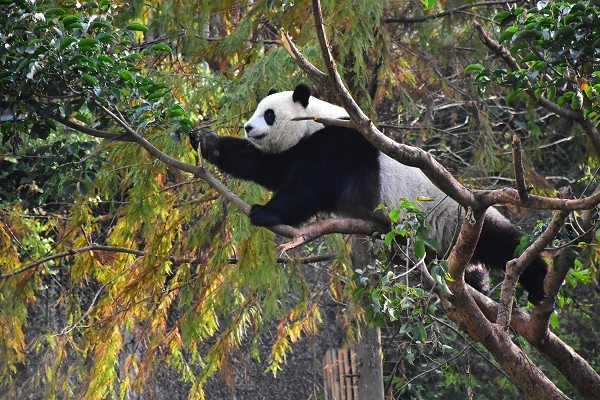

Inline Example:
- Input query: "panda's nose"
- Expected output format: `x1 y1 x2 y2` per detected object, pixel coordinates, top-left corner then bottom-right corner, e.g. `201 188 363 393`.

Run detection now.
244 125 253 134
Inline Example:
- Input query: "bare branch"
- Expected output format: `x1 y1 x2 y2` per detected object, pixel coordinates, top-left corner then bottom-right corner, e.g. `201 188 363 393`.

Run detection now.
1 245 144 279
291 116 355 129
471 287 600 400
511 135 529 203
280 29 329 88
478 186 600 211
52 115 134 142
278 218 385 252
446 208 486 287
530 206 593 339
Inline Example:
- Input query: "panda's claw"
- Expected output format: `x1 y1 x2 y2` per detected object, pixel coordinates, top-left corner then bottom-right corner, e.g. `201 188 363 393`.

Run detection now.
189 127 221 161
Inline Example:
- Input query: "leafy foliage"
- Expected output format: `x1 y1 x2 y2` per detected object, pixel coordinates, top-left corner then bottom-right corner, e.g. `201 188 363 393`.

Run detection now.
0 0 191 143
469 0 600 124
1 0 600 399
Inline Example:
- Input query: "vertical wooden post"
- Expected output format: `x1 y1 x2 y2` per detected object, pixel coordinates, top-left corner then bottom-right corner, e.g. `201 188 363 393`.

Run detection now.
351 235 385 400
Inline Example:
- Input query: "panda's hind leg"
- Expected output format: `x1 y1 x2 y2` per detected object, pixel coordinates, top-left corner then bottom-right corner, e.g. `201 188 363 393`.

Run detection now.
472 208 548 304
464 264 490 295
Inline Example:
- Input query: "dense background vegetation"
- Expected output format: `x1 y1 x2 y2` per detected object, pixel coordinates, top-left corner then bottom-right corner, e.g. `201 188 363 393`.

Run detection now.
1 0 599 399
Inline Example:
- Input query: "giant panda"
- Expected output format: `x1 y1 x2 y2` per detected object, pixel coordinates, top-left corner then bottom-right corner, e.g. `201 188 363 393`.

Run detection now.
189 84 548 303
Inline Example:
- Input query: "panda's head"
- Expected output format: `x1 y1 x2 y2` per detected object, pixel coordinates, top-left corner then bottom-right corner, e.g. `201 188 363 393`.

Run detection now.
243 84 348 153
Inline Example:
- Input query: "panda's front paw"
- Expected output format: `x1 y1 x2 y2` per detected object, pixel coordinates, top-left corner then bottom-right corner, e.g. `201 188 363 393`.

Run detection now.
188 127 220 161
249 205 283 226
526 281 546 305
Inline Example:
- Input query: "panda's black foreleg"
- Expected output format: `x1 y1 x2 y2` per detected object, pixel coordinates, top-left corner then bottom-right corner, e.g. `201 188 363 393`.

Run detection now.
473 211 548 304
188 127 292 190
249 181 330 227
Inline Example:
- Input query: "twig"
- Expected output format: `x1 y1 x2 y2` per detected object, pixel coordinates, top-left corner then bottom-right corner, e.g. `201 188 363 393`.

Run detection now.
0 244 339 279
511 135 530 203
384 1 520 24
280 29 329 88
1 245 144 279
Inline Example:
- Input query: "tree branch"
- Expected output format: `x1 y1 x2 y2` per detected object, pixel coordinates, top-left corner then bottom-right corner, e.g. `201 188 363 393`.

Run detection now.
52 115 135 142
471 287 600 400
496 208 569 329
511 135 529 203
278 218 385 253
384 1 520 24
446 208 486 288
0 244 338 279
280 29 329 88
1 245 144 279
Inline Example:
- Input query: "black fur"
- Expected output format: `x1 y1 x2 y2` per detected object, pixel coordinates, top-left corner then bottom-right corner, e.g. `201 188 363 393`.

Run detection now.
292 84 311 107
475 212 547 303
189 126 381 226
189 123 548 304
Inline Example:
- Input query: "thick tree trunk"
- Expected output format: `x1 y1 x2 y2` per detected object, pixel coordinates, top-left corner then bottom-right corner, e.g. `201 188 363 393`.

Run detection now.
351 235 385 400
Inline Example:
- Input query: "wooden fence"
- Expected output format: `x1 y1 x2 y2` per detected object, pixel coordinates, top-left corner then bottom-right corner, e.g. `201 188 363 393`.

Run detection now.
323 347 359 400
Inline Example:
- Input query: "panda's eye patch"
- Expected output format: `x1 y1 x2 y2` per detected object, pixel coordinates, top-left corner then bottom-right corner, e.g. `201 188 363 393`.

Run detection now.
264 109 275 126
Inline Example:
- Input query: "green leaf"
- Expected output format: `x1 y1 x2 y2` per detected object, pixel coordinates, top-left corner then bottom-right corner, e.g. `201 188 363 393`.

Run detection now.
45 8 67 17
513 30 541 41
384 231 395 247
389 209 401 222
549 310 558 328
147 92 166 101
65 22 83 31
506 88 523 104
126 22 149 33
414 239 426 259
78 38 100 48
423 237 439 253
90 20 112 30
120 70 133 82
419 0 436 11
499 26 519 42
151 43 172 53
60 37 77 50
81 74 99 86
499 14 518 28
61 15 80 26
411 322 427 343
465 63 484 73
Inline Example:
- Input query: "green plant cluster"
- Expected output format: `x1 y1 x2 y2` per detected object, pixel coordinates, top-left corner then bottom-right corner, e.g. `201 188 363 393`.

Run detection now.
468 0 600 123
0 0 190 142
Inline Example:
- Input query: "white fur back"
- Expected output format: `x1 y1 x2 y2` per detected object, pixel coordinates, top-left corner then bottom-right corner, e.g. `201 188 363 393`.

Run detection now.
378 153 461 253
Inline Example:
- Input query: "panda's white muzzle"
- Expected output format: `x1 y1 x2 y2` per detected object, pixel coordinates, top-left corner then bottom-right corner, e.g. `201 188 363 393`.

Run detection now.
244 124 266 140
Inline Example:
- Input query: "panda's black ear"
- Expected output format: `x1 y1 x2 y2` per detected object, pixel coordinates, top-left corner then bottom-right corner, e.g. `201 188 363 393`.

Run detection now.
267 87 278 96
292 84 311 108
